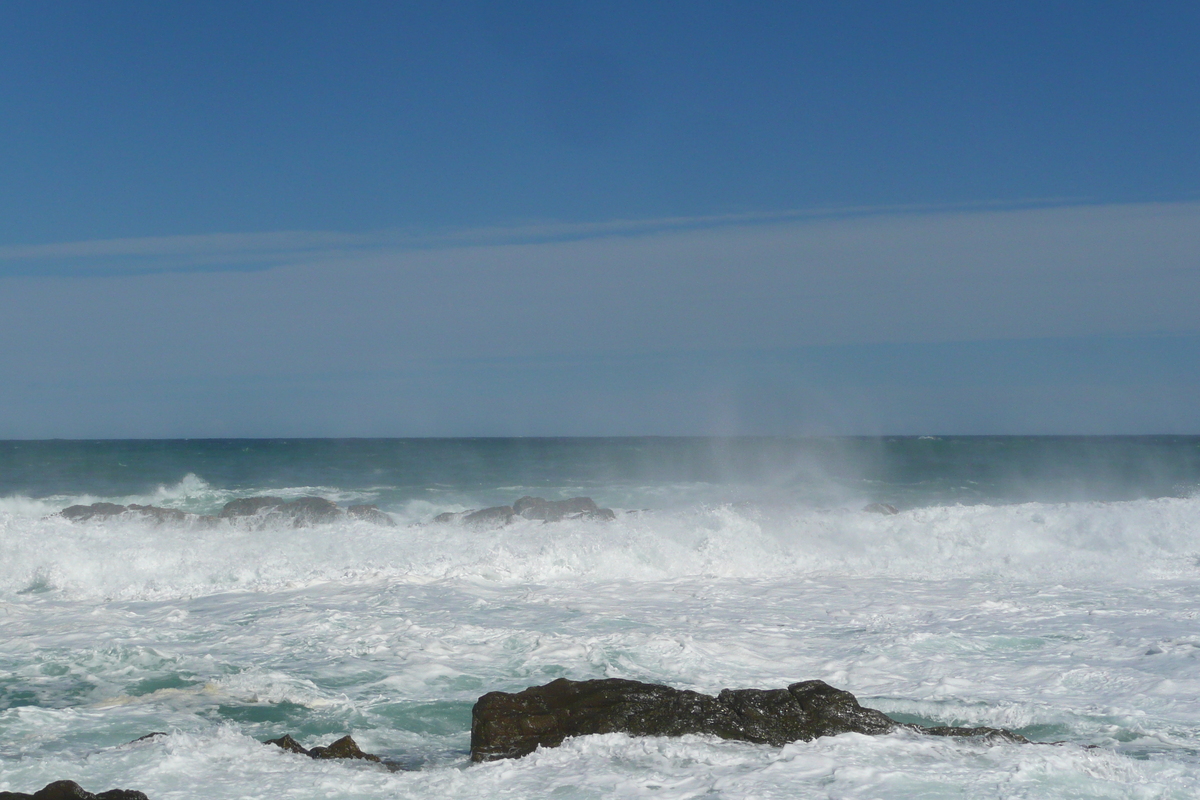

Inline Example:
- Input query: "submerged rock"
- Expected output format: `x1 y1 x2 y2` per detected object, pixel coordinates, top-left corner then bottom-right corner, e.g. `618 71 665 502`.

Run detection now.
265 734 381 762
863 502 899 515
0 780 149 800
469 677 1026 761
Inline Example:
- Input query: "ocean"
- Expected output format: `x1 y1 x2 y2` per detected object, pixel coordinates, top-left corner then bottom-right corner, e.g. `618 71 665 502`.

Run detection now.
2 437 1199 798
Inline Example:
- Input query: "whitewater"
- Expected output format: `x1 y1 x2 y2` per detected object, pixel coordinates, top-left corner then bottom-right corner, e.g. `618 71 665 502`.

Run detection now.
2 438 1199 798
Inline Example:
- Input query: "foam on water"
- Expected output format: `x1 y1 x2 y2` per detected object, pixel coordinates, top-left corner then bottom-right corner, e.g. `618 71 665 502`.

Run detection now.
3 463 1200 798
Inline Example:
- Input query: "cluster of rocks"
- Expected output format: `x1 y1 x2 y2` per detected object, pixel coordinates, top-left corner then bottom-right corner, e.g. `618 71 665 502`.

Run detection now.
433 496 616 528
6 679 1036 795
0 781 147 800
57 497 395 528
265 734 380 762
470 677 1027 761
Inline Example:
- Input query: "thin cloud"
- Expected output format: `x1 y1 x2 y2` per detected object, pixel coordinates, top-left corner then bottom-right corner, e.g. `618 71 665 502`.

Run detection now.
0 197 1089 277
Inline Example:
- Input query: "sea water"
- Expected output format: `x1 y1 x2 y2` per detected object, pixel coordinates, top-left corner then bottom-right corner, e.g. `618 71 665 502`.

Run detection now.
2 437 1199 798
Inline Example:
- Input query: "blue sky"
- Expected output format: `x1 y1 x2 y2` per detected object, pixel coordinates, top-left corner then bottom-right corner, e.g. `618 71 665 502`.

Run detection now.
2 1 1198 436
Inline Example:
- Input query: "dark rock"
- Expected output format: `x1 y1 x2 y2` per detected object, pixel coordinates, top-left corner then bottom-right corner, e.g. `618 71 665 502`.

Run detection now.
126 732 167 744
863 503 899 515
347 504 396 526
218 497 286 518
310 735 381 762
265 733 310 755
60 503 129 522
462 505 515 527
431 511 464 524
265 734 380 762
0 781 149 800
469 677 1026 761
513 496 615 522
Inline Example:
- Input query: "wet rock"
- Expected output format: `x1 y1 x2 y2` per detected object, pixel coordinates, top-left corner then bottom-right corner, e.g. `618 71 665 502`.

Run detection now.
469 677 1025 761
462 505 516 527
863 502 899 515
265 733 310 754
431 511 465 524
512 496 616 522
265 734 380 762
0 780 149 800
126 732 167 744
218 496 344 527
347 504 396 526
60 502 130 522
310 735 381 762
218 496 285 518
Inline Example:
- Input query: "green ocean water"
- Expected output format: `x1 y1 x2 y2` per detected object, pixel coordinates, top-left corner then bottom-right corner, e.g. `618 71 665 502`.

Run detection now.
3 436 1199 511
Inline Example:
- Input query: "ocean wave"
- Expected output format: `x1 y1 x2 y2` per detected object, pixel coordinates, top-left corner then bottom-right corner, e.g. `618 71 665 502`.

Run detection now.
1 494 1197 600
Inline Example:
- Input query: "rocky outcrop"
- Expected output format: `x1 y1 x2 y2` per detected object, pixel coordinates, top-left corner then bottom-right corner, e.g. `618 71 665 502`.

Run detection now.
265 734 381 762
0 780 148 800
469 678 1026 761
514 496 617 522
59 497 394 528
432 496 615 528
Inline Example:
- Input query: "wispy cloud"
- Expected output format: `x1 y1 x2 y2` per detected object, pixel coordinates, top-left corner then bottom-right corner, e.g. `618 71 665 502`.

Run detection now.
0 197 1088 278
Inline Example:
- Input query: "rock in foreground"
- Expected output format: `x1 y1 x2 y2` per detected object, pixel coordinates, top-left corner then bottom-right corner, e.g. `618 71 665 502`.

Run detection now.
470 677 1026 761
0 780 148 800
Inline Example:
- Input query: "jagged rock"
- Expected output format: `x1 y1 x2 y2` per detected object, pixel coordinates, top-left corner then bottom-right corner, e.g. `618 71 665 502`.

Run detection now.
463 506 515 527
265 733 310 754
863 502 899 515
60 503 130 522
265 734 380 762
0 780 148 800
469 678 1026 761
310 735 381 762
513 496 616 522
347 504 396 526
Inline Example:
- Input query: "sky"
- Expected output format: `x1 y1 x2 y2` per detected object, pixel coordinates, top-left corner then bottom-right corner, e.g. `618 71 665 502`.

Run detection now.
2 1 1198 437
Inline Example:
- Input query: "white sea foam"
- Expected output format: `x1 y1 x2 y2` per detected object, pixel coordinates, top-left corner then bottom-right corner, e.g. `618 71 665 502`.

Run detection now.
1 495 1197 600
3 489 1200 798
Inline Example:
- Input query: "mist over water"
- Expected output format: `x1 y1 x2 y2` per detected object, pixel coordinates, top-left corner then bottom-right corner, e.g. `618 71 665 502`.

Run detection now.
2 437 1199 798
